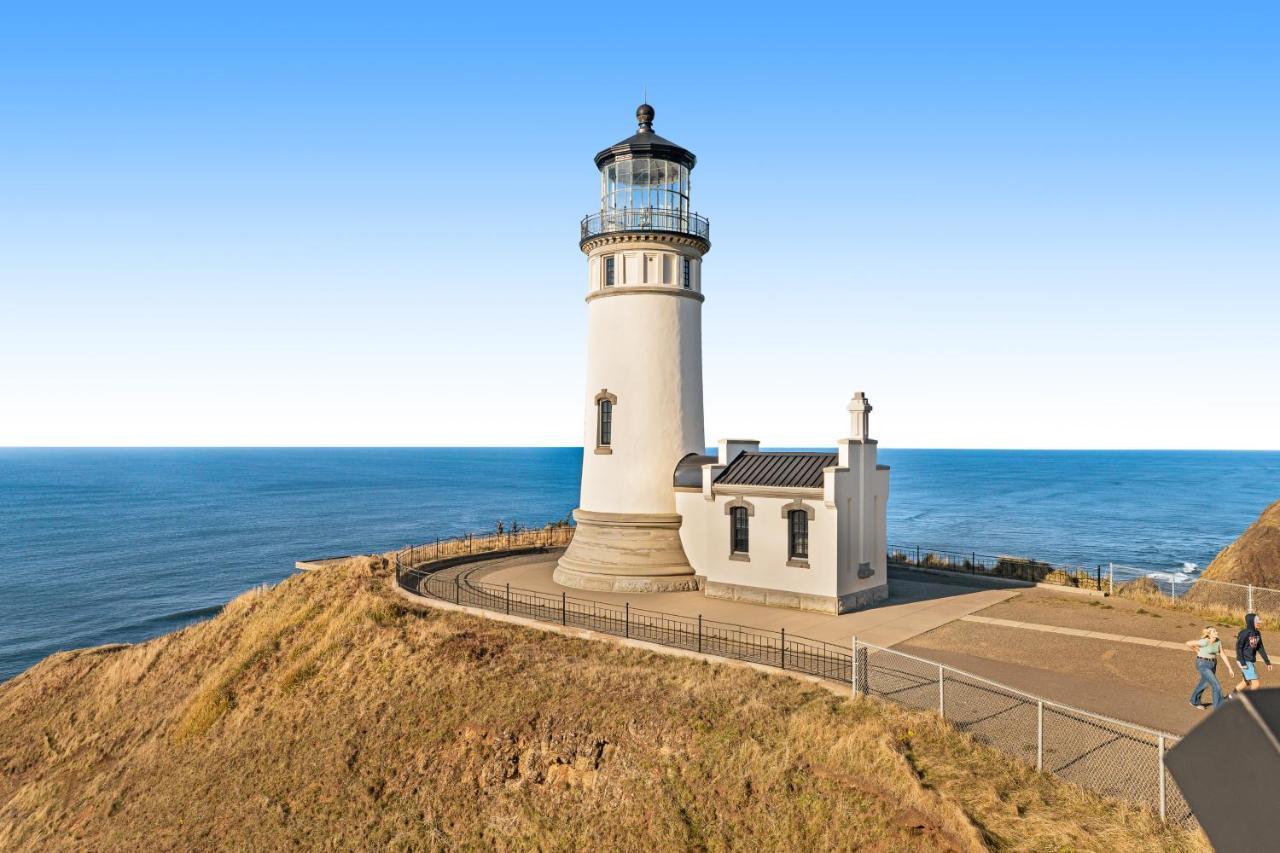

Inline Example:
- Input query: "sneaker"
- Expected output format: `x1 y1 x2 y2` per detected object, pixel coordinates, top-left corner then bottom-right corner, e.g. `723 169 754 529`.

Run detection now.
1189 702 1204 711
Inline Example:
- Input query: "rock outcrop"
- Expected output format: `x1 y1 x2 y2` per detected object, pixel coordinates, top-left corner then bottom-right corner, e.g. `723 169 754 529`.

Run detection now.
1199 499 1280 588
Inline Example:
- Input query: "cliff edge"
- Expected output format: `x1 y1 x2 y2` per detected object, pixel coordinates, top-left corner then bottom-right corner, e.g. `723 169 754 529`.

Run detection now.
0 555 1201 851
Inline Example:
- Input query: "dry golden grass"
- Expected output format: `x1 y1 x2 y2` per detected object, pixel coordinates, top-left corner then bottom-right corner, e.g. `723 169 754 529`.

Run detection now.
0 555 1207 852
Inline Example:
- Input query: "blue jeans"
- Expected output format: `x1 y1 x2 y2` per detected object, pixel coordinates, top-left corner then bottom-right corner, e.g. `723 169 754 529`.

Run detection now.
1191 658 1222 708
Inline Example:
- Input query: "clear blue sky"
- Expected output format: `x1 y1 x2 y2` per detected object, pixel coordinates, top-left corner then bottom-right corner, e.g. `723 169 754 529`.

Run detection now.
2 2 1276 448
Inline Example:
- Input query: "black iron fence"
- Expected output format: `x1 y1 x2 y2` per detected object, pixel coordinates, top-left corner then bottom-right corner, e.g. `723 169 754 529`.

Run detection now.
396 553 852 683
888 542 1108 591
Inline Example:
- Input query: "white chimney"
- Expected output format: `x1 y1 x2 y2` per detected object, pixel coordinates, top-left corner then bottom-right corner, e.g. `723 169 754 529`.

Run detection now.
848 392 872 441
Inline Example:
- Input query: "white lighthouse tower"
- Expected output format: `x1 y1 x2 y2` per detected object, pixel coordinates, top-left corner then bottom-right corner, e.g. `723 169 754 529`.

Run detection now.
554 104 708 592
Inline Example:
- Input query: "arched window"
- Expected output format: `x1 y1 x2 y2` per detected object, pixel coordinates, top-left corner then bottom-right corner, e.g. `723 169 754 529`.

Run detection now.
788 510 808 560
730 506 750 554
598 399 612 447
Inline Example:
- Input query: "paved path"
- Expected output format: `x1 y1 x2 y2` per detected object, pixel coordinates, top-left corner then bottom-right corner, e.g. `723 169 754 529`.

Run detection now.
960 614 1188 651
464 553 1017 649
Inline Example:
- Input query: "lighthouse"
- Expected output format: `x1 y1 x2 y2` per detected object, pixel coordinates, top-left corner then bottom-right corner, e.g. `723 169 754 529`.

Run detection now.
554 104 708 592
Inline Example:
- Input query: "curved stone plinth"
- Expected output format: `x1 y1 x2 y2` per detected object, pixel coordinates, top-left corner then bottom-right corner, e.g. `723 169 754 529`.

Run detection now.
554 509 700 593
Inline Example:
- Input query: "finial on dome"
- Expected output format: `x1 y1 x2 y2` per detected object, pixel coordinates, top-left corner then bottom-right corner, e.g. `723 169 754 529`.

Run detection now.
636 103 655 132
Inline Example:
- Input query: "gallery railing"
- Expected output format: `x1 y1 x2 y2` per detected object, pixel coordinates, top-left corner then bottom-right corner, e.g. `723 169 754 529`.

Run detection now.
580 208 710 242
392 540 1192 826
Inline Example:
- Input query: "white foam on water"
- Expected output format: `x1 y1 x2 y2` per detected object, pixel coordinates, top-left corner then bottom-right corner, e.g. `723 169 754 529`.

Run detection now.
1146 571 1195 584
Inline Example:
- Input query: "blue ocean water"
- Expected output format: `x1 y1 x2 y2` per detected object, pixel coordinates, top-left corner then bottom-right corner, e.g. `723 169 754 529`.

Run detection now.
1 448 1277 682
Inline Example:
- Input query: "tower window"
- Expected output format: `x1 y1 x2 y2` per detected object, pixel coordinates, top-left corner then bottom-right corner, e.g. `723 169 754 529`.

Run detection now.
682 258 691 289
597 399 612 446
605 256 615 287
788 510 808 560
730 506 749 554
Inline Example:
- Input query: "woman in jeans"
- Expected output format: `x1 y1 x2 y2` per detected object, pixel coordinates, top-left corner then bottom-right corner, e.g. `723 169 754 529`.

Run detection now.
1186 626 1234 710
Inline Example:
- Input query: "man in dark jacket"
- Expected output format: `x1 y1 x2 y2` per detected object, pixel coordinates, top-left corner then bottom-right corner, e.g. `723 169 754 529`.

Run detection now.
1231 613 1272 696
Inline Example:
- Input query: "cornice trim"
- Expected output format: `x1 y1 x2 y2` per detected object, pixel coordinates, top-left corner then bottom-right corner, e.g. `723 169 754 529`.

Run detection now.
586 286 705 304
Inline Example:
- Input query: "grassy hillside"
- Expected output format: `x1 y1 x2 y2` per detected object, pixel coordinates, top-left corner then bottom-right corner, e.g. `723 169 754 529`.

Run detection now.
0 555 1204 851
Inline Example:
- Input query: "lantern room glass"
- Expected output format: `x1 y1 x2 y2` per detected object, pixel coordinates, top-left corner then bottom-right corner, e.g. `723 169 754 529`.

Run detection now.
601 158 689 217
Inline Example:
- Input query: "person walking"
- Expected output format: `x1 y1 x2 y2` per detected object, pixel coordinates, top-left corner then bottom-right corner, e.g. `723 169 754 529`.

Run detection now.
1230 612 1272 697
1186 627 1233 710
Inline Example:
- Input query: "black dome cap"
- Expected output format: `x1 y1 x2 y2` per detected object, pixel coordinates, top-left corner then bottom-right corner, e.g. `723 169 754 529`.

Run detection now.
594 103 696 171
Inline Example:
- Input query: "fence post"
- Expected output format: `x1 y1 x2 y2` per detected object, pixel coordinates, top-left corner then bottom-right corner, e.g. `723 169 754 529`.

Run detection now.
1158 735 1167 822
1096 565 1102 591
915 545 920 566
468 533 472 555
780 628 786 670
971 551 976 573
1109 562 1114 596
1036 700 1044 771
505 583 511 615
851 636 858 699
1249 584 1254 612
698 614 703 654
454 574 460 605
624 602 630 638
938 665 945 716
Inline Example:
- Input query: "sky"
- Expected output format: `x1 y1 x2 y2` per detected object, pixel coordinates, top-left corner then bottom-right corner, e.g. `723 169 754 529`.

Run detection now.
1 2 1277 449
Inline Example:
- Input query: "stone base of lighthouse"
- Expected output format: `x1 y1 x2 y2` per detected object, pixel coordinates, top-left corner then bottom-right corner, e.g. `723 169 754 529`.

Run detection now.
553 509 701 593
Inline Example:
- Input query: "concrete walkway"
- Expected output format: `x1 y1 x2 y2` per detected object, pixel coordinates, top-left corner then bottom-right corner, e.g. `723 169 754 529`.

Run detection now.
960 614 1188 651
471 553 1017 649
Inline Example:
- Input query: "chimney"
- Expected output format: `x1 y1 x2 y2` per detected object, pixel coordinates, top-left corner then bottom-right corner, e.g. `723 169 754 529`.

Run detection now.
848 392 872 441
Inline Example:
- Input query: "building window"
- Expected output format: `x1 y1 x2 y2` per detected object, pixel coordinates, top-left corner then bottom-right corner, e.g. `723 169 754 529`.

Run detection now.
598 399 612 446
605 256 615 287
682 258 691 289
788 510 808 560
730 506 749 554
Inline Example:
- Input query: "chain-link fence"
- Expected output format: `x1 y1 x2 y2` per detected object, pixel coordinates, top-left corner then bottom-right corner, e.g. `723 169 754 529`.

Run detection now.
1109 564 1280 622
852 639 1192 826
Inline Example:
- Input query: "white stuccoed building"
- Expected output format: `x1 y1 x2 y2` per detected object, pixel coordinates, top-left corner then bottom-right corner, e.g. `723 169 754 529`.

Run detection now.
555 105 889 613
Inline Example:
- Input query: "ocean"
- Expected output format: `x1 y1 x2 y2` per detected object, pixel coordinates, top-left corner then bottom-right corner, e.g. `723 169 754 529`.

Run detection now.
1 448 1277 682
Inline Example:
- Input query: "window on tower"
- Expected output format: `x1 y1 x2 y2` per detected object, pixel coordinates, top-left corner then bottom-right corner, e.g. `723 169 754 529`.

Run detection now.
597 399 612 447
730 506 749 554
682 258 691 289
604 256 615 287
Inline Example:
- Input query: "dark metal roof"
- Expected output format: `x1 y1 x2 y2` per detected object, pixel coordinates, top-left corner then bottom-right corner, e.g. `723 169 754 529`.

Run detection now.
673 452 717 488
714 452 838 490
594 104 696 171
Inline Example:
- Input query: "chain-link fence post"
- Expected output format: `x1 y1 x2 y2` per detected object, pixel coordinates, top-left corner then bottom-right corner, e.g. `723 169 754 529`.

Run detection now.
780 628 786 670
938 665 945 716
851 636 858 699
1036 700 1044 771
561 591 566 625
505 583 511 615
624 602 630 638
1249 584 1255 612
697 615 703 653
1158 735 1167 822
1109 562 1114 596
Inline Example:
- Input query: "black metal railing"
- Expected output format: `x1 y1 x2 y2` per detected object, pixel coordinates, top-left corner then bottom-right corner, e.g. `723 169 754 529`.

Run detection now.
580 208 710 242
887 542 1107 591
395 551 852 684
